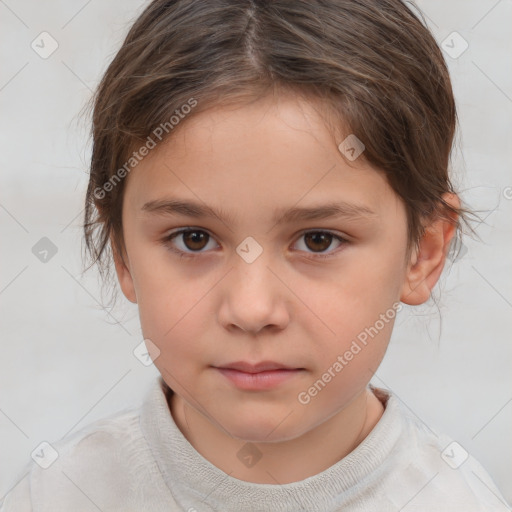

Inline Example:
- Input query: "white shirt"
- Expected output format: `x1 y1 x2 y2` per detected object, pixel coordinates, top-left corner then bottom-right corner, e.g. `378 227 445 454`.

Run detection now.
1 377 510 511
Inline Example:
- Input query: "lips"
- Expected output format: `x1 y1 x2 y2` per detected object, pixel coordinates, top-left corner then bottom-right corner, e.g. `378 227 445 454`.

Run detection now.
214 360 302 373
214 365 304 391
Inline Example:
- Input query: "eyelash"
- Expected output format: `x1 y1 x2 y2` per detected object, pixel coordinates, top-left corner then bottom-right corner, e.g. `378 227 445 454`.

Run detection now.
160 228 349 260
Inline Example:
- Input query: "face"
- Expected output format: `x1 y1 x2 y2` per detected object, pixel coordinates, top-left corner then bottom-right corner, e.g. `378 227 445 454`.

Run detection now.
116 92 413 443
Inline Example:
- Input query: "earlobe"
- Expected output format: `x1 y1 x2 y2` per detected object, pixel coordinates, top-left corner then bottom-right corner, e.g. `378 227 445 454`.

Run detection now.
400 194 459 306
112 241 138 304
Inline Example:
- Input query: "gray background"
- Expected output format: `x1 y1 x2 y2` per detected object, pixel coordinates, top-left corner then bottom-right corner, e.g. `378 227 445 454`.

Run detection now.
1 0 511 505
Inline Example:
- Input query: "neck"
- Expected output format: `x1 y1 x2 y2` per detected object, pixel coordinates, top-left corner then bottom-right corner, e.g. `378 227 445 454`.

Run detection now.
167 388 384 484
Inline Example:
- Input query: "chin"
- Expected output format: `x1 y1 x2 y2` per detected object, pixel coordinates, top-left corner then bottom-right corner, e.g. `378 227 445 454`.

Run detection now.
225 416 306 444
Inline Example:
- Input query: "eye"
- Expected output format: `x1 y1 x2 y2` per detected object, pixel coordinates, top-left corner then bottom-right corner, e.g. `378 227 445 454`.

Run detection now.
161 228 219 258
292 230 348 259
161 228 348 259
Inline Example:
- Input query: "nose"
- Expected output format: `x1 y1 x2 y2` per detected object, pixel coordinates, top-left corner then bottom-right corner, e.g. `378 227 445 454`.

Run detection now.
217 252 290 335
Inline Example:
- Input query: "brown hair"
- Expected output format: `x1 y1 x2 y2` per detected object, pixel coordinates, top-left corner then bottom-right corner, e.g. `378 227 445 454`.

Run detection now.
83 0 469 306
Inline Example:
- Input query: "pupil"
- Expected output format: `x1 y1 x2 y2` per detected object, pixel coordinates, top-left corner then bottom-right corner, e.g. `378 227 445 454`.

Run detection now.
184 231 207 250
181 231 332 253
305 232 331 252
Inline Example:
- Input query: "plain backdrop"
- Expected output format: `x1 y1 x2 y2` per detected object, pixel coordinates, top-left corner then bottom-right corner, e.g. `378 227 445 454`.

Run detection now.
1 0 511 505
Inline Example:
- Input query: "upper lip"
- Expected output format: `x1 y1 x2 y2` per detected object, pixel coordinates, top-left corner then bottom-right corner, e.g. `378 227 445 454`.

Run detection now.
215 361 301 373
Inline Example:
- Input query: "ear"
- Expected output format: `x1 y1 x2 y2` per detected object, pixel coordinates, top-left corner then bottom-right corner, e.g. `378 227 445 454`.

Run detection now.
112 239 137 304
400 193 460 305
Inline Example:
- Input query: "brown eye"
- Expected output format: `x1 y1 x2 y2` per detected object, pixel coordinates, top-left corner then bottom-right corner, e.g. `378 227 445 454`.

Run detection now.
303 232 333 252
162 228 219 257
182 230 209 251
162 228 347 260
293 230 347 259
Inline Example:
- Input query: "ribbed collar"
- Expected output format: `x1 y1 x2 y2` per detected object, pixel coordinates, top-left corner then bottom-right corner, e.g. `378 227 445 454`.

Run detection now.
140 376 403 512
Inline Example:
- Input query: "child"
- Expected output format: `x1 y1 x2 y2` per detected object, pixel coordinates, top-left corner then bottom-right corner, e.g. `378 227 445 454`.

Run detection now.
2 0 510 510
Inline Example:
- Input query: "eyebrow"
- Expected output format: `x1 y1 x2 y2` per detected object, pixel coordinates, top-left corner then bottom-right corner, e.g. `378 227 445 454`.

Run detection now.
141 198 376 226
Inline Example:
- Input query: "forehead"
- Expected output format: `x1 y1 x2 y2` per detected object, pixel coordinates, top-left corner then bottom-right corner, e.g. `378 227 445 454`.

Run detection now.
122 94 401 222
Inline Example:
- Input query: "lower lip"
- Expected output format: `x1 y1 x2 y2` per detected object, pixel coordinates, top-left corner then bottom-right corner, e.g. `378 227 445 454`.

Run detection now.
215 368 302 390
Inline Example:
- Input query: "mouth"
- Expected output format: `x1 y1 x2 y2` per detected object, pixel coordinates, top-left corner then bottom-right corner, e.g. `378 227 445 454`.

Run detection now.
214 360 304 373
213 361 305 391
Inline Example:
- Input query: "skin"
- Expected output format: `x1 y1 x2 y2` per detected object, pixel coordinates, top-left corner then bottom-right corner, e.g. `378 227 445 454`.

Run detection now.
113 91 459 484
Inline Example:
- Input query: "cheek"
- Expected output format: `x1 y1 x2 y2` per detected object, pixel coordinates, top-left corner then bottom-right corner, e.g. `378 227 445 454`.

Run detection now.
304 249 403 329
140 293 210 386
296 245 404 378
137 280 208 343
132 263 218 377
296 308 396 415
